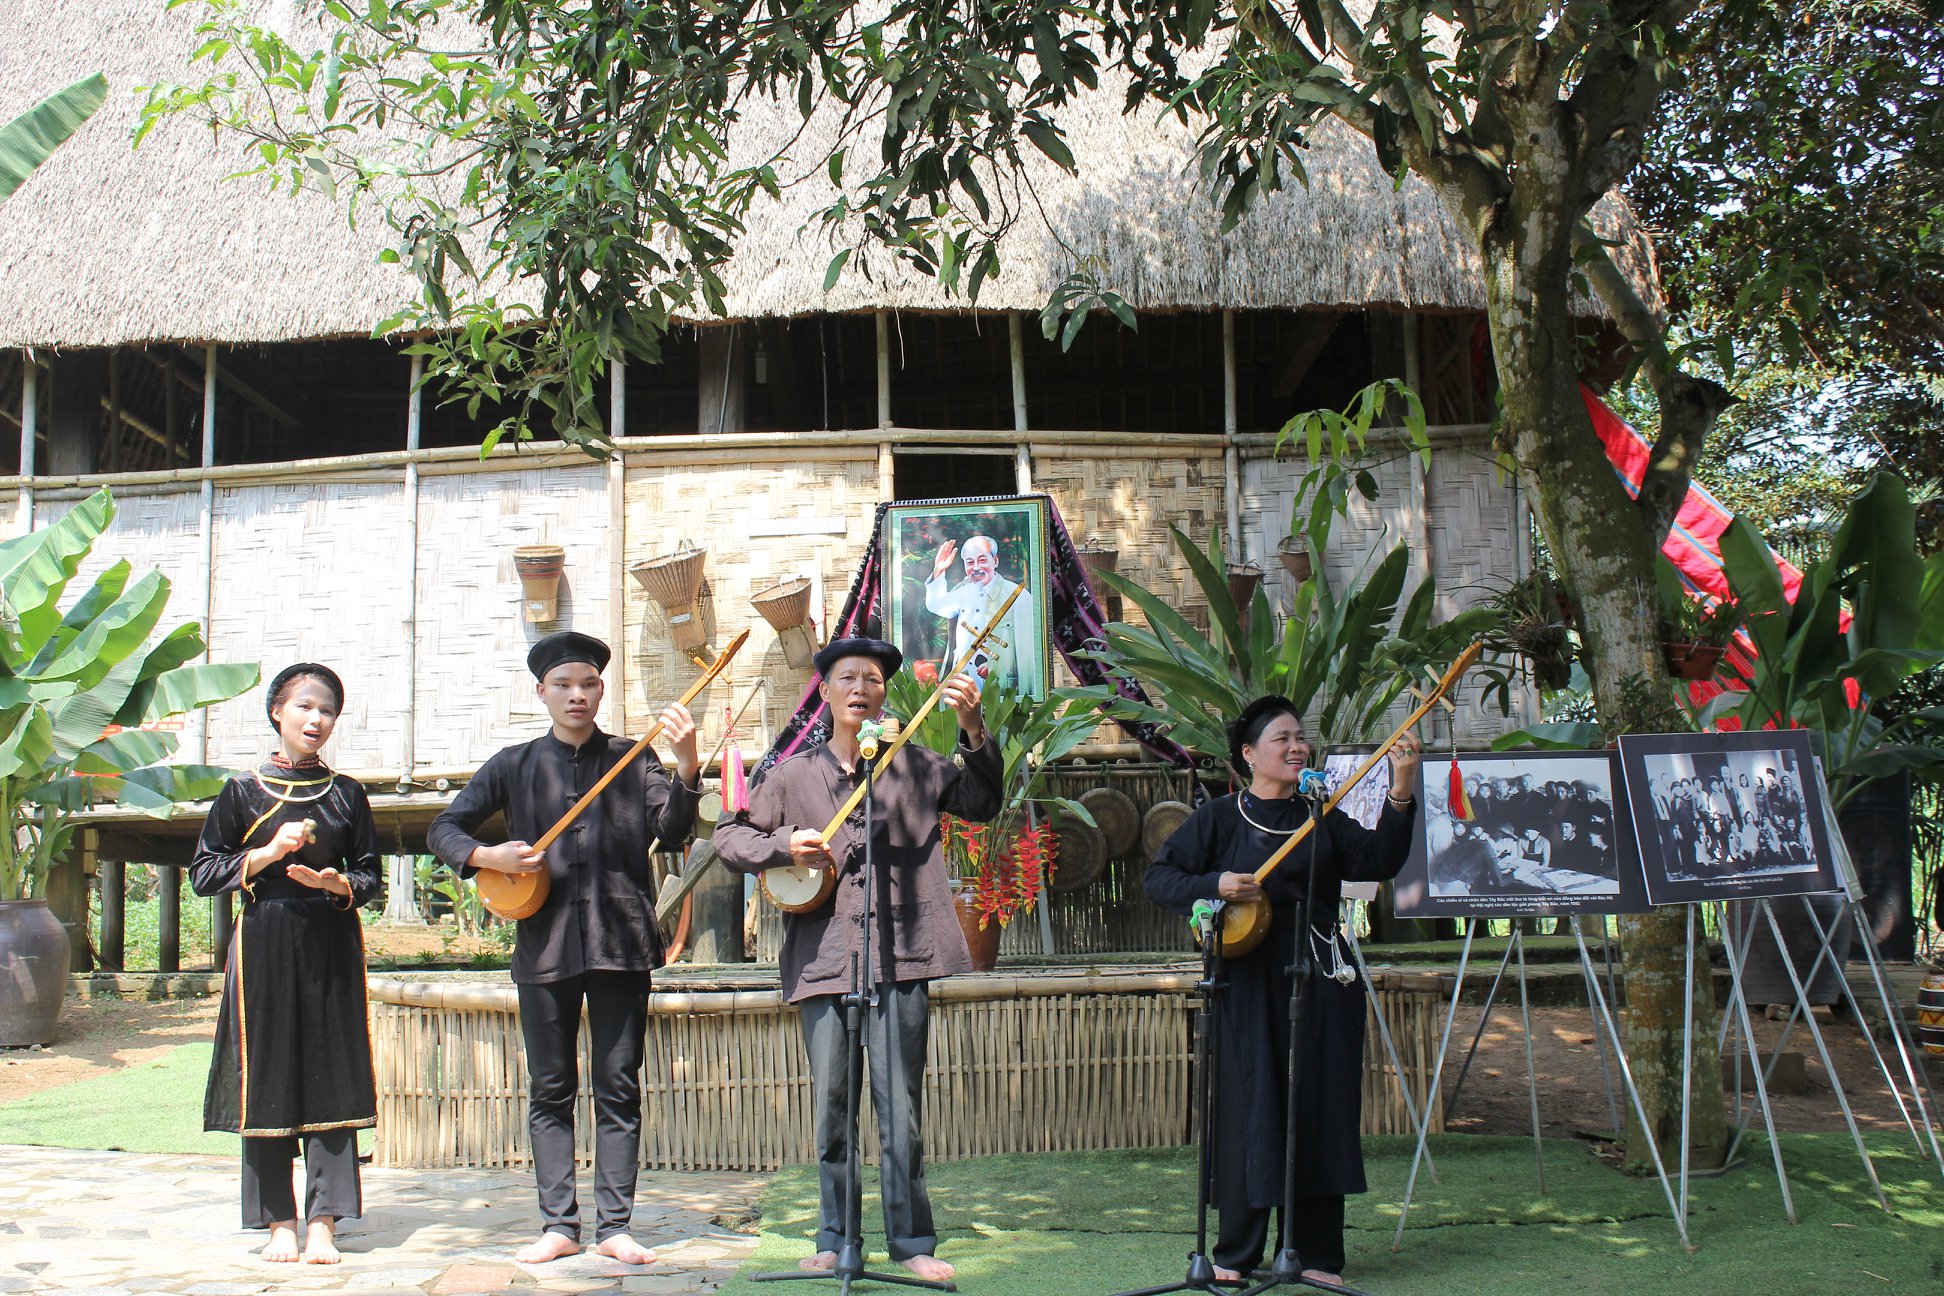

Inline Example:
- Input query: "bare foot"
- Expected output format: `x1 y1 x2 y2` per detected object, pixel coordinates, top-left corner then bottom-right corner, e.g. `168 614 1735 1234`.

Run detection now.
514 1232 582 1264
1212 1266 1242 1284
260 1222 300 1263
799 1251 838 1272
900 1254 955 1282
594 1235 657 1265
1301 1271 1343 1288
303 1218 341 1265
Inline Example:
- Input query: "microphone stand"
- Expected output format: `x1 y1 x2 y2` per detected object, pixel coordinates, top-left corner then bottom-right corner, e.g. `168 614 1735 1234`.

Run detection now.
1108 899 1239 1296
756 724 952 1294
1241 780 1371 1296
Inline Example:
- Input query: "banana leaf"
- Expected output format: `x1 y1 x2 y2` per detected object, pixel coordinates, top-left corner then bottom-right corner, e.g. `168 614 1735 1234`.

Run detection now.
0 73 107 202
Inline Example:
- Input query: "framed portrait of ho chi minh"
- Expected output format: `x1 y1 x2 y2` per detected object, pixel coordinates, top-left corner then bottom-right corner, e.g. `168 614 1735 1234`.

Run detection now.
881 496 1052 701
1392 750 1650 918
1618 729 1839 905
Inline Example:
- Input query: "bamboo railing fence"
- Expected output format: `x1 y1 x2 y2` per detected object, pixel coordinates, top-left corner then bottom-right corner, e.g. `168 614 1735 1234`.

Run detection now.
367 967 1445 1171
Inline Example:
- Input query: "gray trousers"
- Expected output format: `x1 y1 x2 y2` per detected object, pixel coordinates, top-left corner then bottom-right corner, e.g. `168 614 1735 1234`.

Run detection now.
799 979 936 1261
241 1128 361 1228
519 971 650 1242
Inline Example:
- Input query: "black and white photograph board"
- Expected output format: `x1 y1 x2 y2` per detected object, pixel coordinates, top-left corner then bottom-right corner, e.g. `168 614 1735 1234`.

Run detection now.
1393 750 1650 917
1321 748 1391 902
1619 730 1838 905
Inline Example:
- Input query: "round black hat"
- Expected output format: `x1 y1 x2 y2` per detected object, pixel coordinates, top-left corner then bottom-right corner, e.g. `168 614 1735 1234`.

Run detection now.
266 662 345 730
812 636 904 679
1227 693 1303 777
527 630 612 680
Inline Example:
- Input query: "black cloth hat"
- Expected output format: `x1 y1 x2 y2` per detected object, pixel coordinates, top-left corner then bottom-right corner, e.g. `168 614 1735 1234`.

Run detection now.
527 630 612 680
266 662 345 730
1227 693 1303 777
812 636 904 679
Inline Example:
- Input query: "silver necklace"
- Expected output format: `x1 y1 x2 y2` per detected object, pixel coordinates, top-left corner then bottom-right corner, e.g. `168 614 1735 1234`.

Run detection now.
1235 789 1300 835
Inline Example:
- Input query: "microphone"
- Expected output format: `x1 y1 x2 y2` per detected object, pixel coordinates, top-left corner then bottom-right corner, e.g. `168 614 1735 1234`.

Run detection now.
858 719 885 761
1296 768 1329 802
1190 897 1226 941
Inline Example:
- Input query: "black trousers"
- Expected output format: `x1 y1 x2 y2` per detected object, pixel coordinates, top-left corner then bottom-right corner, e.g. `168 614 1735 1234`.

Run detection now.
240 1128 361 1228
1213 1194 1346 1277
518 970 650 1242
800 980 936 1262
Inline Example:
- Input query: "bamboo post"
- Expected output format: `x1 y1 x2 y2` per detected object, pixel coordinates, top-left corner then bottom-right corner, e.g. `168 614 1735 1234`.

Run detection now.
196 345 216 765
17 354 34 533
1222 310 1241 564
402 352 422 784
876 313 892 427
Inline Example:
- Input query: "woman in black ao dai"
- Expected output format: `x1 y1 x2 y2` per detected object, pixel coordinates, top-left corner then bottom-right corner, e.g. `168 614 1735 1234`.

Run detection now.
191 664 380 1266
1145 696 1420 1287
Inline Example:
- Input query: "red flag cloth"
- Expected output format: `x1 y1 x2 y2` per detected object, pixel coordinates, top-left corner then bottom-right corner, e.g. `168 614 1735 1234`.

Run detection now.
1580 385 1856 724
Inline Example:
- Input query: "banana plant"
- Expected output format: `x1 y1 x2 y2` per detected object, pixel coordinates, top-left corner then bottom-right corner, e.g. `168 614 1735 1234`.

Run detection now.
1 73 106 203
1709 471 1944 809
1072 524 1495 764
0 488 259 899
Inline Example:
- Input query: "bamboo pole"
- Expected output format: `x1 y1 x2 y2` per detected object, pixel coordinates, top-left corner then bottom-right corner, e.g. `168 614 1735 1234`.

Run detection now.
1223 310 1241 564
402 353 423 785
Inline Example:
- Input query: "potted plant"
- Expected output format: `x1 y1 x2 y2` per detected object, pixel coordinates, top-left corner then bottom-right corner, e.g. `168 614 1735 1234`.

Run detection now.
0 489 257 1044
885 672 1099 970
1658 559 1743 681
1478 569 1579 692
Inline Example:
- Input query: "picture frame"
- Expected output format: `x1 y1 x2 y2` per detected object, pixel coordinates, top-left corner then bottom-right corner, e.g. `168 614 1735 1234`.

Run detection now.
1393 750 1650 918
1618 730 1839 905
881 495 1052 700
1320 746 1390 902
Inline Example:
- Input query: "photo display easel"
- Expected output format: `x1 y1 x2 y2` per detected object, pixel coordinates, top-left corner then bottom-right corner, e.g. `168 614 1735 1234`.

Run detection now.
1616 732 1944 1228
1381 747 1688 1247
1371 732 1943 1252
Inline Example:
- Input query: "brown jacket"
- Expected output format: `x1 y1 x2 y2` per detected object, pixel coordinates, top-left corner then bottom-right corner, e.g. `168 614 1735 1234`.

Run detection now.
716 735 1003 1001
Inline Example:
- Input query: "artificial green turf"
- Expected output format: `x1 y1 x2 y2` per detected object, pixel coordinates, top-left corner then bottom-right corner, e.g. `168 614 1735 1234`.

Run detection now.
0 1042 238 1156
718 1134 1944 1296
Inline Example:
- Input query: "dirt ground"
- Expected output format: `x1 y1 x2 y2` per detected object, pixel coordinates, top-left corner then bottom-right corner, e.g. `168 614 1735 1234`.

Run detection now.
0 994 219 1106
5 981 1932 1140
1439 1001 1932 1139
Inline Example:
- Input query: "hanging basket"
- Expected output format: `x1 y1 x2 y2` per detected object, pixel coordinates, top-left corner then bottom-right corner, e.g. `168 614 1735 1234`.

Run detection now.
1074 542 1121 620
750 576 813 632
1226 562 1264 614
1276 535 1314 583
632 544 709 651
1662 642 1726 681
512 544 566 624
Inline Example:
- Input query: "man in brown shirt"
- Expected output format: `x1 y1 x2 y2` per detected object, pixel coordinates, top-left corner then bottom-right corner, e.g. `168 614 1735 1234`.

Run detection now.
716 636 1002 1283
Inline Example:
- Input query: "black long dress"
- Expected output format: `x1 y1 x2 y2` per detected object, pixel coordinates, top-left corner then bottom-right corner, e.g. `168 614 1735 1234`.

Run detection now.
1145 791 1416 1210
191 759 381 1137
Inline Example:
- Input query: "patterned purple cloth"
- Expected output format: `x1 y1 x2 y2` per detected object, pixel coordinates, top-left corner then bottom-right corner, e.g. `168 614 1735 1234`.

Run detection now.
757 495 1189 777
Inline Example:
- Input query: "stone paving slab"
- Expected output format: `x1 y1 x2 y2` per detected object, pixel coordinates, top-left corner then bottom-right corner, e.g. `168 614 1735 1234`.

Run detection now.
0 1146 762 1295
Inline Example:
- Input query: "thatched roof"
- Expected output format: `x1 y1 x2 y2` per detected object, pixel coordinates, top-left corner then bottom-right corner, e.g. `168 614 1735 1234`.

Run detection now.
0 2 1657 348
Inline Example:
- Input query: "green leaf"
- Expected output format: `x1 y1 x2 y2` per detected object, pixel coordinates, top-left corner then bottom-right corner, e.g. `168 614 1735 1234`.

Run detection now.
1490 722 1603 751
0 488 115 660
0 73 107 202
1020 121 1075 172
113 661 260 728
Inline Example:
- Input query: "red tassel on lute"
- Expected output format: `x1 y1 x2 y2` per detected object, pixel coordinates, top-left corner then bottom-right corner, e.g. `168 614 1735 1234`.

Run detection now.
1448 757 1473 820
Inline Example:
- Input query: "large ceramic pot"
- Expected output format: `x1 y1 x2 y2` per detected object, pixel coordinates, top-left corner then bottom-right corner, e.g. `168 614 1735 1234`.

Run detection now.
950 886 1003 973
0 899 72 1046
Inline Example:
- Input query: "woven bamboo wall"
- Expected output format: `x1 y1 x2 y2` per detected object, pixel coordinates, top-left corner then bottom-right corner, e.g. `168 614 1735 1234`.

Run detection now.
1032 448 1224 630
205 481 411 771
413 465 614 771
1239 438 1528 746
621 451 878 758
368 972 1443 1171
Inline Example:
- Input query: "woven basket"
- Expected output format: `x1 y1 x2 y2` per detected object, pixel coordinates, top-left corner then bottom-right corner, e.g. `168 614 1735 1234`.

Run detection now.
750 576 813 632
631 544 708 610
